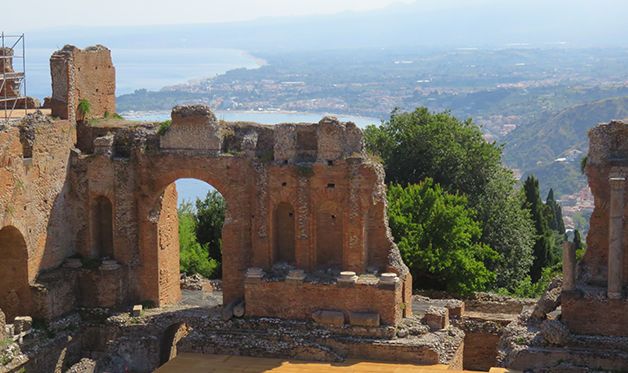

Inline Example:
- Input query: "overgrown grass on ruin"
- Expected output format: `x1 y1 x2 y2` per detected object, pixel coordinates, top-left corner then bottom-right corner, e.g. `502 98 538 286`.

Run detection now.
157 120 172 135
77 99 91 121
0 337 13 350
104 111 124 120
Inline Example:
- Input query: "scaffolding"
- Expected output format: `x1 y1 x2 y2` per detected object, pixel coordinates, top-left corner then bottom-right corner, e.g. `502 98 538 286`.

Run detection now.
1 32 27 122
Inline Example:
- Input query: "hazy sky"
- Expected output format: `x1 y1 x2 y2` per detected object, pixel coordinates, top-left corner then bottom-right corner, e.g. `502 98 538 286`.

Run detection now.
5 0 419 31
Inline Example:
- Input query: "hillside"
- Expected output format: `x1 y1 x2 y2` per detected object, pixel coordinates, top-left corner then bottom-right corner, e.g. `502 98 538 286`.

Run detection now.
503 96 628 195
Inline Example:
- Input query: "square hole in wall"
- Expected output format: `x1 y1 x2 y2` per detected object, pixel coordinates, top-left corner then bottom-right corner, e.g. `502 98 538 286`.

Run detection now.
327 183 335 189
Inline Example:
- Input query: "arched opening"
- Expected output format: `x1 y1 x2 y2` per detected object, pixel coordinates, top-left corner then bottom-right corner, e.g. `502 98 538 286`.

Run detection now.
316 202 343 268
274 202 295 264
0 226 31 322
159 322 190 366
91 195 114 258
156 178 225 305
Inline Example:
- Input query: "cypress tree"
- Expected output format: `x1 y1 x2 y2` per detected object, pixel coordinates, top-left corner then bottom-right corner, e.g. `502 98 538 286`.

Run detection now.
545 189 566 234
523 176 554 282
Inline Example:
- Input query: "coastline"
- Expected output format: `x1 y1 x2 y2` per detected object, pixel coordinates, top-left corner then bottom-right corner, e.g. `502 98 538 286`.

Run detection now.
120 109 382 127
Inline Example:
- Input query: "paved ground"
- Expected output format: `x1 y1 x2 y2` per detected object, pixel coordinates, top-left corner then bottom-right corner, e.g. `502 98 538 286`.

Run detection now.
180 289 223 308
155 353 514 373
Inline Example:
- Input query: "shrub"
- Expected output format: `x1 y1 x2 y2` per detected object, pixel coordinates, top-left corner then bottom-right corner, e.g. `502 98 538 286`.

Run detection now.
77 99 91 120
387 179 498 295
157 120 172 135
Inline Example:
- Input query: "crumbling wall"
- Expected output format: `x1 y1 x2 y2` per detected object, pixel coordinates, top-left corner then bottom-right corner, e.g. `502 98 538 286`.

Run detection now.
562 120 628 337
50 45 116 121
582 120 628 286
0 113 78 320
76 105 410 325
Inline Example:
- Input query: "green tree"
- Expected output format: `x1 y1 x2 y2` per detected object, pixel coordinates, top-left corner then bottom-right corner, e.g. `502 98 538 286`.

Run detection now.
573 229 586 261
365 107 502 201
523 176 557 282
178 202 219 278
476 168 535 289
195 190 226 267
365 107 535 291
545 189 566 234
387 179 498 295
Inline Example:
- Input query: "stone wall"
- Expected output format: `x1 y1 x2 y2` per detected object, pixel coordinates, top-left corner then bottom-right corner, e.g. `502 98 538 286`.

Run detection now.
244 278 402 326
562 291 628 337
157 184 182 305
50 45 116 121
561 120 628 337
582 120 628 287
74 105 411 326
0 113 78 321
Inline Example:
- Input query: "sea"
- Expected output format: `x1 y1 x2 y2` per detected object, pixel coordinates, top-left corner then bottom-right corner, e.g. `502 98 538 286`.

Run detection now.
24 46 379 205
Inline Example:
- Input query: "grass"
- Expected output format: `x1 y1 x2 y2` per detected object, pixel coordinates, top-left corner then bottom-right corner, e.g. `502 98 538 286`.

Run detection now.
104 111 124 120
0 337 13 350
157 120 172 135
514 336 527 345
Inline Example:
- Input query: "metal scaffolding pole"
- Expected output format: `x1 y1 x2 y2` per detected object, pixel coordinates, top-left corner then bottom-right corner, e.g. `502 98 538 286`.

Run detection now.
1 32 27 122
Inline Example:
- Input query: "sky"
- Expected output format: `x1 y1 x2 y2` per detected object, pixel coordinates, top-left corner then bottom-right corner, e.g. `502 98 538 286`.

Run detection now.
5 0 417 31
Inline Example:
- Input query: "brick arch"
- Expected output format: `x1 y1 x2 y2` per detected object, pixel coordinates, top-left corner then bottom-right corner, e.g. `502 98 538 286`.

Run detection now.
137 159 253 307
0 225 31 322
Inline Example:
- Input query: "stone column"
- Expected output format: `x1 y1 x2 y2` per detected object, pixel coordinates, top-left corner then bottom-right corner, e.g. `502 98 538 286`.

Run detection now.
562 241 576 291
608 177 625 299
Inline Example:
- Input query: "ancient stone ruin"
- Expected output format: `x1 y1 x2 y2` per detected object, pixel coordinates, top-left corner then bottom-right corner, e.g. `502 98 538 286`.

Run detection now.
0 44 626 372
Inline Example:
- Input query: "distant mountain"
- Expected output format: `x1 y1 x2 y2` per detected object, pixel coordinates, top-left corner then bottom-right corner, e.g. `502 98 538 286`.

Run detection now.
26 0 628 51
504 96 628 195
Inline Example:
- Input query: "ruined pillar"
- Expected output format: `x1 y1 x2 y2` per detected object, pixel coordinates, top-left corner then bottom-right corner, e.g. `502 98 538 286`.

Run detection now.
562 241 576 291
608 176 625 299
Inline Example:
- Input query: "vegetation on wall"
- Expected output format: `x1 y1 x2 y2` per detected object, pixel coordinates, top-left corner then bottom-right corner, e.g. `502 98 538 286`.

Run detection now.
77 98 91 121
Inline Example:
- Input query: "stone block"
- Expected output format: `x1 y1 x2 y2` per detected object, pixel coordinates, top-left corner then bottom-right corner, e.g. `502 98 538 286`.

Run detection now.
63 258 83 269
100 259 121 271
423 307 449 331
445 300 465 318
161 105 223 151
286 269 306 284
349 312 380 327
131 305 143 317
93 133 114 156
379 272 400 290
245 267 265 284
13 316 32 335
274 124 297 162
312 310 345 327
337 271 358 288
